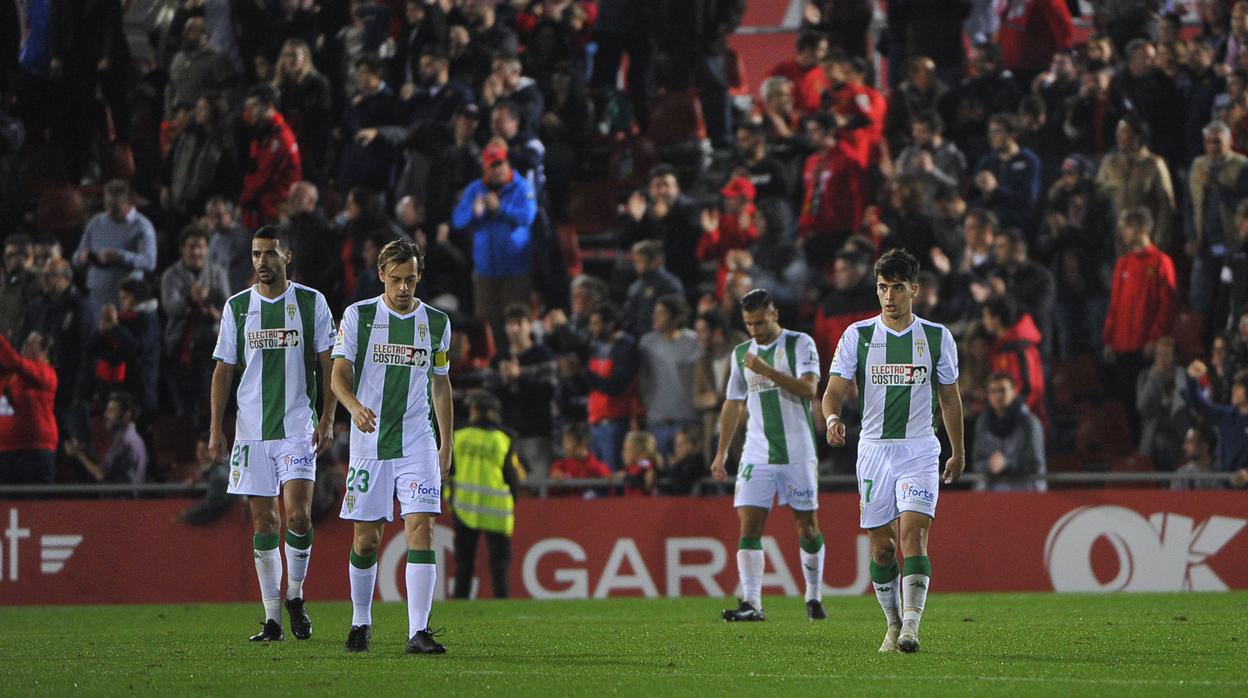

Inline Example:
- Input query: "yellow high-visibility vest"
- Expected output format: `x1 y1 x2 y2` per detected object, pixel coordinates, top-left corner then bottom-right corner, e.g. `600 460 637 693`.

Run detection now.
451 426 515 536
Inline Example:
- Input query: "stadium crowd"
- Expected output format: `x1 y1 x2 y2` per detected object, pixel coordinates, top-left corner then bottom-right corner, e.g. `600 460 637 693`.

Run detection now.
2 0 1248 499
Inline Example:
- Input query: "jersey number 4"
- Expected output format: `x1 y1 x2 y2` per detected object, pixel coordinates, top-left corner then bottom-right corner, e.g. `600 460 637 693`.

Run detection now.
740 464 754 482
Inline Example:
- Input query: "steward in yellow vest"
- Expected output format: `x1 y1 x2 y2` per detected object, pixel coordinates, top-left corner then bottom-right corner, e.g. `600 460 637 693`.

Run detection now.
450 390 525 598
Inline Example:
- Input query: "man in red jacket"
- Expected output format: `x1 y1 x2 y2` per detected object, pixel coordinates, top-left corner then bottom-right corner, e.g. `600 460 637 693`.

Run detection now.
0 332 58 484
1103 206 1177 421
769 32 829 116
823 53 887 167
998 0 1074 85
239 85 302 229
799 114 866 274
982 296 1048 431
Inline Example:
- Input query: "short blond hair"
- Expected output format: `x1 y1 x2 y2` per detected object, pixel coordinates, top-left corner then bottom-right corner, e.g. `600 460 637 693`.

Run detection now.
377 238 425 273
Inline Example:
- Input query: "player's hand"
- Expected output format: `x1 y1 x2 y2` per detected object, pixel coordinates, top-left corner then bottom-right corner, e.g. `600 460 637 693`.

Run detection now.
208 428 227 462
710 454 727 481
1232 468 1248 488
350 403 378 433
438 443 452 479
943 451 966 485
825 418 846 447
1188 359 1207 380
742 352 769 375
311 419 334 455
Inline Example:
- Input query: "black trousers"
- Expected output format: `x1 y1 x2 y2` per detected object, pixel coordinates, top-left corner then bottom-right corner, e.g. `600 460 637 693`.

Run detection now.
452 515 512 599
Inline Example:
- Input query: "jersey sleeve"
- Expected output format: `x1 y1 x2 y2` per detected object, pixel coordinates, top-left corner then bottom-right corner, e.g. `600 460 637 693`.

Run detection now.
936 326 959 384
828 326 859 380
796 333 820 377
333 304 357 361
725 349 747 401
432 315 451 376
212 304 238 364
314 292 335 353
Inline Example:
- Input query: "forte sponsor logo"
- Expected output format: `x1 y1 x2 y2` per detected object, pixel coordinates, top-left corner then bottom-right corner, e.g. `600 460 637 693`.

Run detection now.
899 482 936 503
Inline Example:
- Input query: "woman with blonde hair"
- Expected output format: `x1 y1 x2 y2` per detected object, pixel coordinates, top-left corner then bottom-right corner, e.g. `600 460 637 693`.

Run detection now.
616 430 660 496
274 38 333 184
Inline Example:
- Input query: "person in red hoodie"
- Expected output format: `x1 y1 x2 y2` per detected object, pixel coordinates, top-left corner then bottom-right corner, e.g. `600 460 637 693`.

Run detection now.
1103 206 1178 417
998 0 1074 86
560 303 639 473
982 296 1048 431
239 85 302 229
0 331 58 484
549 422 611 498
823 53 887 168
698 177 759 298
800 113 867 274
770 32 830 116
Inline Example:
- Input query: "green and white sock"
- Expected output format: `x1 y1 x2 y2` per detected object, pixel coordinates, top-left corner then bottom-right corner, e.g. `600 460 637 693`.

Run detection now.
349 549 377 627
902 555 932 630
253 532 283 623
284 528 313 600
870 559 901 627
799 535 825 602
737 537 764 609
406 550 437 637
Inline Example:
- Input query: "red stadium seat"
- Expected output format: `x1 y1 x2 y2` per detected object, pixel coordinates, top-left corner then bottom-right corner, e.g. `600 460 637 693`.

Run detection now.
1171 308 1205 363
566 179 615 233
36 185 85 243
1052 354 1102 414
1074 401 1133 461
99 142 136 183
647 89 707 147
18 141 70 202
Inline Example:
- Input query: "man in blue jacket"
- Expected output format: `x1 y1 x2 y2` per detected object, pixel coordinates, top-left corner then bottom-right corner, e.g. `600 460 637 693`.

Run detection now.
1186 358 1248 487
452 140 538 348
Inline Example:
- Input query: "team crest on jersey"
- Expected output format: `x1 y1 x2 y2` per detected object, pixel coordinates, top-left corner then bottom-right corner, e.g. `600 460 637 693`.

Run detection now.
345 494 356 512
372 343 429 366
915 339 926 358
870 364 929 385
231 470 240 487
247 329 300 349
418 323 427 341
287 304 296 320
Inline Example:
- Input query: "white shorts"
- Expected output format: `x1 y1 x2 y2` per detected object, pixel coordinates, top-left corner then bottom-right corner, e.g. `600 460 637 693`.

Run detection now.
856 436 941 529
339 445 442 522
733 460 819 511
227 436 317 497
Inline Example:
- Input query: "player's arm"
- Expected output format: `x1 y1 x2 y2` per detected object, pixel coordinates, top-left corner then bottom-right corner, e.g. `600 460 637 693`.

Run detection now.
742 352 818 401
937 381 965 484
331 357 377 433
821 375 852 446
709 399 746 481
432 373 454 479
312 349 338 454
207 360 235 461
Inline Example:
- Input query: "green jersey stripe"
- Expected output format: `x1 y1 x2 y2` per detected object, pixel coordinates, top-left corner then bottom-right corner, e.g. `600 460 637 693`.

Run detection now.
786 333 818 446
259 299 287 440
923 323 944 430
755 344 789 463
426 308 448 448
881 329 913 439
295 288 319 424
229 294 250 369
377 314 415 460
353 302 377 395
855 324 872 416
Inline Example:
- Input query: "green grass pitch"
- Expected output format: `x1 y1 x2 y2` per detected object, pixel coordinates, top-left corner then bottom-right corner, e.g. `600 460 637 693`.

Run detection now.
4 593 1247 696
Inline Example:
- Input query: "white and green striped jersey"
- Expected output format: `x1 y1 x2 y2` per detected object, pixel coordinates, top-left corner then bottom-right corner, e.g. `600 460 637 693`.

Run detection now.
725 329 820 465
829 315 959 441
212 282 335 442
333 297 451 460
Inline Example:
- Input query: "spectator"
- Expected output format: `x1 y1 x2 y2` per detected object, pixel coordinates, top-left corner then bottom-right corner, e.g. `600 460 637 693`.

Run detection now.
622 239 684 339
638 294 701 458
86 279 161 416
427 102 484 225
20 258 88 435
940 42 1023 167
619 165 701 297
878 175 940 271
893 110 966 203
991 228 1056 359
997 0 1074 86
273 38 333 186
884 57 950 155
483 57 545 138
1186 360 1248 479
823 53 887 168
161 95 238 226
1104 207 1177 414
798 114 866 274
1171 424 1221 490
1016 95 1070 191
1031 49 1081 131
284 182 344 312
771 31 830 116
659 425 707 495
1222 200 1248 333
1063 60 1125 158
0 234 39 339
982 295 1048 430
805 1 872 59
757 75 799 141
941 207 999 320
490 100 545 198
1184 38 1224 164
340 54 399 194
202 197 254 294
72 179 158 322
973 372 1047 491
591 0 654 128
651 0 746 148
1094 0 1162 53
165 17 235 115
174 433 231 524
464 0 520 67
451 140 539 349
888 1 971 88
1115 38 1182 162
238 85 302 228
491 304 559 479
692 310 744 463
0 332 57 484
1189 120 1248 316
31 236 61 274
160 226 229 429
1137 336 1191 469
615 429 657 496
730 121 792 203
576 303 639 472
969 113 1042 235
64 392 148 484
813 249 878 377
698 177 760 298
549 422 611 497
959 325 995 420
1096 114 1177 251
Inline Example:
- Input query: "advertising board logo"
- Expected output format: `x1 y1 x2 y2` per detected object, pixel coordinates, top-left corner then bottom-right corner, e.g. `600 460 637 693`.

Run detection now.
2 509 83 581
1044 506 1246 592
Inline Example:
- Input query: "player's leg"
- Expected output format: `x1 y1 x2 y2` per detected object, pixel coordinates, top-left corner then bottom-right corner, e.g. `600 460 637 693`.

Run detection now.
280 475 316 639
451 514 480 599
247 495 286 641
868 521 902 651
780 460 825 618
403 513 446 654
723 504 769 620
346 520 385 652
484 530 512 598
859 441 903 651
896 512 933 653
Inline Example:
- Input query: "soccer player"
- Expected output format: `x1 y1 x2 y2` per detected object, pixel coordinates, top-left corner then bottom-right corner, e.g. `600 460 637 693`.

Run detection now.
711 289 827 622
821 248 965 653
208 225 337 642
331 239 453 655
